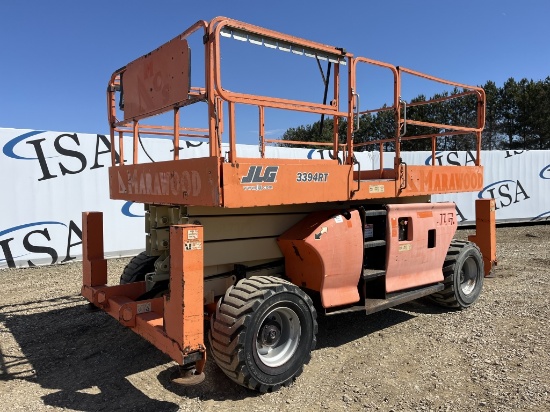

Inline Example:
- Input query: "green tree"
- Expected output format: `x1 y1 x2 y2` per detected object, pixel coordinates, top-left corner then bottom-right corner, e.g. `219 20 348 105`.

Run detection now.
280 76 550 152
482 80 502 150
280 118 339 148
499 78 519 149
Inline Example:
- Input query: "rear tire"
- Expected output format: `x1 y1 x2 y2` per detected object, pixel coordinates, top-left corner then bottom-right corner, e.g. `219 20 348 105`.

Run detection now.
209 276 317 392
119 252 157 284
429 240 484 309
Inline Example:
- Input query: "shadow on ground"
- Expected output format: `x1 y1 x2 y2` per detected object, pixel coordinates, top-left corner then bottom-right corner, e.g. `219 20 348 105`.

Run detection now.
1 297 179 411
0 295 452 409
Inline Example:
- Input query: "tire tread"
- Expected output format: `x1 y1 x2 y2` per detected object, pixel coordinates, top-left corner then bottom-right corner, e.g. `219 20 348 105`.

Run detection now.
119 252 157 284
428 240 483 309
209 275 317 392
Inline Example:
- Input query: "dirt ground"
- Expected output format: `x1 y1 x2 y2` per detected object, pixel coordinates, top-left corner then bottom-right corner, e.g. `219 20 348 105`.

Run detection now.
0 224 548 412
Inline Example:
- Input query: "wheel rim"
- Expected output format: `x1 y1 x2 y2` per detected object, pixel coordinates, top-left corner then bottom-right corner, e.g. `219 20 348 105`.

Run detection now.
460 256 478 295
256 306 301 368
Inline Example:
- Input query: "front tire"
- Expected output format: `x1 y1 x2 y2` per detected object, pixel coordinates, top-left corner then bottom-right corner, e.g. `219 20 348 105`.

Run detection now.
430 240 484 309
209 276 317 392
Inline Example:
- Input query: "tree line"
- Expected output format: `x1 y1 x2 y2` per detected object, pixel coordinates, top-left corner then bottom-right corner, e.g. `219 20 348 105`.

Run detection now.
280 77 550 151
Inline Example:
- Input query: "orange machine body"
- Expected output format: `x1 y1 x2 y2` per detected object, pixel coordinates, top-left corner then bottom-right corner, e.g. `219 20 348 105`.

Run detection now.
385 203 457 293
278 202 459 308
278 209 364 308
81 16 497 375
109 159 484 208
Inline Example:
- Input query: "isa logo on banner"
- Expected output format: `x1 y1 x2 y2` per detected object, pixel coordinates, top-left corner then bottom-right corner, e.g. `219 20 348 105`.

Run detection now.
478 179 530 210
2 130 120 182
0 220 82 268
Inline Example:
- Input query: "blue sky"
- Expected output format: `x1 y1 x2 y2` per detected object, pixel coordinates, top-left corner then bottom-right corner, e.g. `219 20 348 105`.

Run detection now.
1 0 549 145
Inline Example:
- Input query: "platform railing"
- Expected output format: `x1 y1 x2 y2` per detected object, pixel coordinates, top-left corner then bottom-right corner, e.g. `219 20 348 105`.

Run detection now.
349 60 485 173
106 16 486 181
209 17 351 164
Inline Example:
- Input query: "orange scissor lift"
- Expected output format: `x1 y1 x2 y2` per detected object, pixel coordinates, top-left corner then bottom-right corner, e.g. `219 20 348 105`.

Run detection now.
82 17 496 392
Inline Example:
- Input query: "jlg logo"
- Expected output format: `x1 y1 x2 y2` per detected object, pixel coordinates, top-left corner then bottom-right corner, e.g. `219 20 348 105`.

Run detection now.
240 166 279 184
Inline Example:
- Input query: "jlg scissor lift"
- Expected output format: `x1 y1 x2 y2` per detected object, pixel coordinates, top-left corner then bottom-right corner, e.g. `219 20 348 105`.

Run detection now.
82 17 496 392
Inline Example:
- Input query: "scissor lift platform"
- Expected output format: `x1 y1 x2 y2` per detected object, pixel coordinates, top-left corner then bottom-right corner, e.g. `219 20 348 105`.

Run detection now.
81 16 495 390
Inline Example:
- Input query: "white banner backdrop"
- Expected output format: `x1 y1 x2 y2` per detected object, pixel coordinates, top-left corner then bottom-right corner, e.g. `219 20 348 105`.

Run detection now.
1 127 549 269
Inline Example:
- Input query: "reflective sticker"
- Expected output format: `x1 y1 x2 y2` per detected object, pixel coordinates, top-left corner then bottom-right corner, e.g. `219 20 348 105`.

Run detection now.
137 302 151 314
369 185 385 193
185 241 202 250
314 227 328 240
417 211 433 218
399 244 412 252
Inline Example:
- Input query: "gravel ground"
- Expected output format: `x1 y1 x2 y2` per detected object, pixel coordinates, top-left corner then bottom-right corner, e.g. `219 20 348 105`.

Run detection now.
0 224 548 412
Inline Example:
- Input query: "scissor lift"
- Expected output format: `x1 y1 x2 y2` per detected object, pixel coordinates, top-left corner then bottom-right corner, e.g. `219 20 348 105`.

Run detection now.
82 17 496 392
